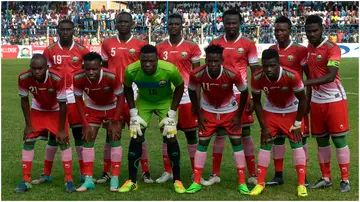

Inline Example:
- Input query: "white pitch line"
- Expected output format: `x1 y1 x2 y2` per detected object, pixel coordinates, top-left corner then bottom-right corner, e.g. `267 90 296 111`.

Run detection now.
342 77 354 80
347 92 358 95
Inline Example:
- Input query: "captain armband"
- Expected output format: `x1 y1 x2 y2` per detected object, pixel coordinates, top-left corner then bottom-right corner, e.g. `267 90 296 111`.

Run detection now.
327 60 340 68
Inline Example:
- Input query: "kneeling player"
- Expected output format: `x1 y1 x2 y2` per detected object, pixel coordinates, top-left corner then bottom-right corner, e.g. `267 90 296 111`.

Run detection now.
118 45 186 193
15 54 74 193
249 49 308 197
185 45 250 194
73 52 124 192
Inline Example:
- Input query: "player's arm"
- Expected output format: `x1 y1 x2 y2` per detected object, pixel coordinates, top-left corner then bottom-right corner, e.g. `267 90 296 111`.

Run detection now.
248 41 261 73
18 76 34 140
234 73 248 119
188 72 200 116
101 42 109 68
73 77 89 127
291 75 307 143
303 46 341 87
56 76 68 144
112 78 124 121
251 75 266 130
170 67 185 111
123 68 135 109
43 47 53 68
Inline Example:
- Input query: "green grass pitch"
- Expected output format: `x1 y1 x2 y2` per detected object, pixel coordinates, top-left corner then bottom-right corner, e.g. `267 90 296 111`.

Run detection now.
1 58 358 200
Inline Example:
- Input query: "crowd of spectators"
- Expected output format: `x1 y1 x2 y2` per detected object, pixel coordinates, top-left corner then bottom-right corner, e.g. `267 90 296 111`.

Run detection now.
1 1 359 45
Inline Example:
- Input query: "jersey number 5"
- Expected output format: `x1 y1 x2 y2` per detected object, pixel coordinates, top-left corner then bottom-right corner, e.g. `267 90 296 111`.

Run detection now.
148 89 157 95
111 48 116 56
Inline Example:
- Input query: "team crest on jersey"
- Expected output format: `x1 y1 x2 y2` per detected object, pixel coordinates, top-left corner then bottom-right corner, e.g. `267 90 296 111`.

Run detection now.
287 55 294 61
129 48 136 54
281 87 288 92
72 56 79 62
159 80 167 87
316 55 322 61
104 86 110 92
237 48 244 53
222 84 229 89
48 88 55 93
181 52 188 57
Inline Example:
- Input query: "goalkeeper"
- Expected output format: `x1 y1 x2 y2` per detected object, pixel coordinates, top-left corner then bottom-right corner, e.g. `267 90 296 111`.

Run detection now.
118 45 185 194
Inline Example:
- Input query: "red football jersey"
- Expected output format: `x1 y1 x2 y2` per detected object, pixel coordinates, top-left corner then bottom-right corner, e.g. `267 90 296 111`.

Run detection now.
101 35 147 82
252 66 304 113
73 69 123 110
18 69 66 111
210 34 258 85
43 41 90 89
307 39 345 104
269 41 307 77
188 65 247 113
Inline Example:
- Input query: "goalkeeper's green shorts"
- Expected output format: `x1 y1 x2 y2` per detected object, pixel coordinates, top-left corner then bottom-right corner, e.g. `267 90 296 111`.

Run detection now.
136 98 178 126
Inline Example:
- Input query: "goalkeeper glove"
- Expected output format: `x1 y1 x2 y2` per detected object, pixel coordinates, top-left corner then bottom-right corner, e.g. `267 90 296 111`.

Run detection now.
129 108 147 139
158 109 177 138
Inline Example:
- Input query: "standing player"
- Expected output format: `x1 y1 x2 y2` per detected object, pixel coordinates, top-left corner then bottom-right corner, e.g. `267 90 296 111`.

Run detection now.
185 45 250 194
100 12 151 184
15 54 75 193
267 16 310 186
118 45 185 193
249 49 308 197
206 9 259 186
304 15 350 192
156 13 202 183
32 19 90 185
73 52 124 192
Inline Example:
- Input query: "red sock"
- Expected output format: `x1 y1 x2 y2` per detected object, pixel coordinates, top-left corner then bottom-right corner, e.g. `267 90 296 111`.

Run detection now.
111 161 121 176
237 167 246 185
194 167 203 184
140 159 149 173
104 159 111 173
319 162 331 179
44 160 53 176
62 160 73 181
83 162 94 176
163 155 172 173
212 153 223 176
245 155 256 176
22 161 32 182
339 163 349 181
257 165 268 185
295 165 306 185
274 158 284 172
190 157 194 171
78 160 84 175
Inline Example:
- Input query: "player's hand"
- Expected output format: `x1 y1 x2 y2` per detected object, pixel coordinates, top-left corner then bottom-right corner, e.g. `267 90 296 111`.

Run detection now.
129 108 147 139
289 125 303 143
108 120 122 142
246 98 254 113
260 127 271 146
158 110 177 138
81 126 92 144
57 130 69 146
230 114 242 132
197 112 208 133
23 125 35 141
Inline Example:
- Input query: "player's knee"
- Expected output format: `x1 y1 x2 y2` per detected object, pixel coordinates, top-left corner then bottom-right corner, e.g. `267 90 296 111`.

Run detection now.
185 130 198 144
274 137 286 145
331 136 348 149
229 136 242 147
23 142 35 150
83 141 95 148
59 143 70 151
260 141 273 151
289 140 302 149
166 136 178 145
110 140 121 147
72 127 83 140
47 134 58 146
128 138 142 160
316 136 330 147
302 136 308 145
241 126 251 137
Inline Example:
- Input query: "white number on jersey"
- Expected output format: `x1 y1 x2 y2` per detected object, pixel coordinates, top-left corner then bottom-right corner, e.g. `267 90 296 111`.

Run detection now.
163 51 168 60
53 55 62 65
111 48 116 56
29 86 38 94
202 83 210 91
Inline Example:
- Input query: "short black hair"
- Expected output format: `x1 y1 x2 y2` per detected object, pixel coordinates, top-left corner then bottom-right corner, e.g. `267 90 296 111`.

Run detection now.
275 16 292 30
205 44 224 55
262 49 279 62
168 13 183 23
117 12 133 22
57 19 74 29
140 45 157 55
83 52 102 64
223 9 243 24
305 15 323 27
30 54 47 65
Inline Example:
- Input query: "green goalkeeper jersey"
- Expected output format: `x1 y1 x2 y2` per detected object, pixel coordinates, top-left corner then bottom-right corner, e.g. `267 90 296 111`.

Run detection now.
124 60 184 104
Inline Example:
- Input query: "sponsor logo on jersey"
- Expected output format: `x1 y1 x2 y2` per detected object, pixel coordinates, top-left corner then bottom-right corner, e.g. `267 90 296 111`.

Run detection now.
48 88 55 93
281 86 289 92
159 80 167 87
316 55 322 61
222 84 229 89
104 86 110 92
287 54 294 61
129 48 136 54
237 48 244 53
72 56 79 62
181 52 188 57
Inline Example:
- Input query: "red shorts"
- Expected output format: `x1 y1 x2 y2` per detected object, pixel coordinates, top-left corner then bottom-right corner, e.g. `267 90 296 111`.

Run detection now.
236 94 254 127
178 102 198 131
120 102 130 127
85 107 116 127
302 115 310 136
263 110 303 142
198 109 242 138
310 100 349 138
67 103 82 128
26 109 69 142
